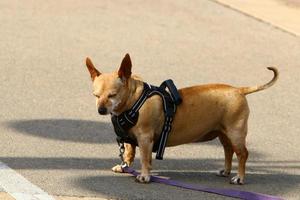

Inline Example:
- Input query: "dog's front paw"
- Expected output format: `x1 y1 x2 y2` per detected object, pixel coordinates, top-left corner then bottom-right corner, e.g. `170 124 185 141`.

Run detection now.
111 165 124 173
136 174 151 183
230 176 244 185
217 169 231 177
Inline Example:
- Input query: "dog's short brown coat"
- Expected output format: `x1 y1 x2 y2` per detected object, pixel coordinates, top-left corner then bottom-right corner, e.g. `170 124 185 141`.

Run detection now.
85 54 278 184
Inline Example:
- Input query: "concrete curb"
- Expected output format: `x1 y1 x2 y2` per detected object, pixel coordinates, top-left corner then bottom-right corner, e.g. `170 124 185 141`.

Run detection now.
213 0 300 36
0 192 14 200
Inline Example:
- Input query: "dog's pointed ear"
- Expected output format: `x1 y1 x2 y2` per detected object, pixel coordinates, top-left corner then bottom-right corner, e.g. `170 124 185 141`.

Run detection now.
86 57 101 81
118 53 132 80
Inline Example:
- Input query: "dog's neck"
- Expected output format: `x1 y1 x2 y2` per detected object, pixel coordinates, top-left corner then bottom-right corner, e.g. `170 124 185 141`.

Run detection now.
113 76 144 116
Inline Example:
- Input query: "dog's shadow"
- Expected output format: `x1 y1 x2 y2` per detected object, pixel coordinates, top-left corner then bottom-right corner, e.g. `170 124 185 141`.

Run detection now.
6 118 223 145
5 118 115 143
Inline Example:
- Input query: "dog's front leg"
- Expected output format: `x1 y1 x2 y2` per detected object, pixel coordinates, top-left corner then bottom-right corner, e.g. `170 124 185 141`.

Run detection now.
136 135 153 183
112 143 136 173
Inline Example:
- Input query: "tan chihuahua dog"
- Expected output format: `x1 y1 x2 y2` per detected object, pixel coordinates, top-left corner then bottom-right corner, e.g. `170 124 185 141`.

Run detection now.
85 54 278 185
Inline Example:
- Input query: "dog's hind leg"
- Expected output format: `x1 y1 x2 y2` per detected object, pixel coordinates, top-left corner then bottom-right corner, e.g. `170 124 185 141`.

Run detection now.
225 122 249 185
220 96 250 185
230 138 248 185
217 133 234 177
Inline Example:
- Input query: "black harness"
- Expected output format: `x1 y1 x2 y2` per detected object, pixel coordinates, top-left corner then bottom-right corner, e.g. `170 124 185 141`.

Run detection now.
111 79 182 160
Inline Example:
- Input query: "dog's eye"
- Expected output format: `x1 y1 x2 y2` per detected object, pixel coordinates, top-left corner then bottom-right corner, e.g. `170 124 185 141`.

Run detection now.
108 93 117 98
93 94 100 98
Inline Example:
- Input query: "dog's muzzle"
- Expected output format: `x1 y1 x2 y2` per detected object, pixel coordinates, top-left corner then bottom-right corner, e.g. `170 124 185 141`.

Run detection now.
98 106 108 115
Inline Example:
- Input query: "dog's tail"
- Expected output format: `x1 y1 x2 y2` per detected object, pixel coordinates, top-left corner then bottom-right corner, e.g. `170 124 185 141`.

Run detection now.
239 67 278 95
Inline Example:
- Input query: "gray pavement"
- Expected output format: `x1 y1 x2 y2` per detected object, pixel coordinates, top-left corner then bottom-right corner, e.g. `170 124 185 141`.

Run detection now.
0 0 299 199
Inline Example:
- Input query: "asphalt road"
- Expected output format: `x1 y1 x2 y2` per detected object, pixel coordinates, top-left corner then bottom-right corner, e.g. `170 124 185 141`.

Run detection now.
0 0 299 199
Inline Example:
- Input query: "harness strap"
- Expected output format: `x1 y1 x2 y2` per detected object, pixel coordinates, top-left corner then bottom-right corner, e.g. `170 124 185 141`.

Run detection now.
112 80 182 160
155 116 173 159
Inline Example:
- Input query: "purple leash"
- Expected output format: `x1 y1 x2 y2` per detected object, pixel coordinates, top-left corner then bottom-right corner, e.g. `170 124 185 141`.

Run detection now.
122 166 284 200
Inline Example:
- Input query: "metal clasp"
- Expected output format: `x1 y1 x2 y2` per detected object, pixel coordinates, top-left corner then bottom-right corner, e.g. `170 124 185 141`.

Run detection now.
117 138 128 168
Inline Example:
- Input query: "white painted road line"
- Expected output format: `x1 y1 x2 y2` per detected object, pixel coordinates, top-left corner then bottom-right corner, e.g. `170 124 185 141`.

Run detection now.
0 161 55 200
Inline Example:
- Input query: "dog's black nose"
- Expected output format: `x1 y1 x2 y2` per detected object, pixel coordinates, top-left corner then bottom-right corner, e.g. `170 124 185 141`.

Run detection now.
98 107 108 115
